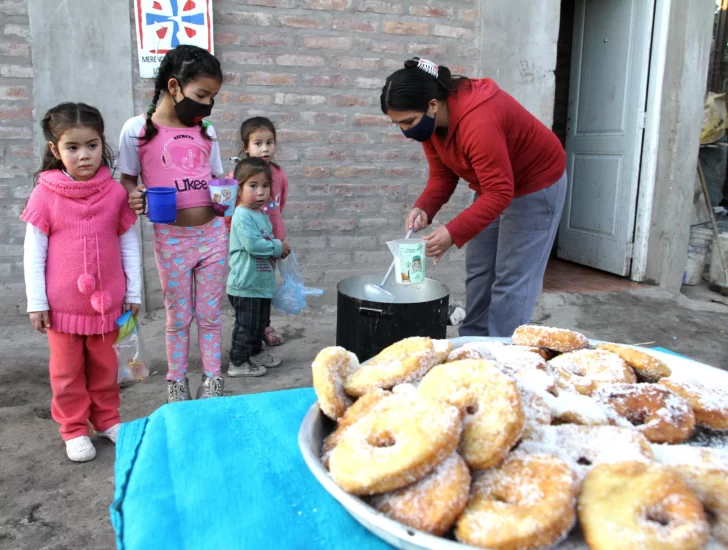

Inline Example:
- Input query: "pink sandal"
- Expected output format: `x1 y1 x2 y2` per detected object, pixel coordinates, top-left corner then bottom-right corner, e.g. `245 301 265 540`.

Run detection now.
264 326 284 347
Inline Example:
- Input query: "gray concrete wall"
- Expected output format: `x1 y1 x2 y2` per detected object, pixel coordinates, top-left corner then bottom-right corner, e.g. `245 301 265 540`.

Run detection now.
28 0 135 155
475 0 561 126
643 0 714 289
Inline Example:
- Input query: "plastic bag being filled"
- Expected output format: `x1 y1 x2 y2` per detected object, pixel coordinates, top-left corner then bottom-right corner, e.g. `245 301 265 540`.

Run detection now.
272 252 324 315
114 311 149 383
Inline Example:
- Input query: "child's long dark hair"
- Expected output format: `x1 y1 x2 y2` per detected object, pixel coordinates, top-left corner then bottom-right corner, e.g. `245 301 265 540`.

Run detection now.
380 57 470 114
34 102 114 184
140 45 223 145
239 116 280 168
234 157 271 205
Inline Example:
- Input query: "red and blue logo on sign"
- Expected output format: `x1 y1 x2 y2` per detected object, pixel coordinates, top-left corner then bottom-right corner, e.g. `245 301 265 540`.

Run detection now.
136 0 212 54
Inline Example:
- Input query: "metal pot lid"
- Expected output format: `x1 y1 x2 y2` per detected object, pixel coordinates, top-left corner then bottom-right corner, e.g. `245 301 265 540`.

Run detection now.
338 273 449 304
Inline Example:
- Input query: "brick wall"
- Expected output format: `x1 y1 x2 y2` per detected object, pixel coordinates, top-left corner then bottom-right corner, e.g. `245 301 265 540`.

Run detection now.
132 0 479 309
0 0 35 316
0 0 481 318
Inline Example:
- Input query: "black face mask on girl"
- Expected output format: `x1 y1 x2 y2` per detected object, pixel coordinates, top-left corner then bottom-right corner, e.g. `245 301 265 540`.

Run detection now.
173 94 214 127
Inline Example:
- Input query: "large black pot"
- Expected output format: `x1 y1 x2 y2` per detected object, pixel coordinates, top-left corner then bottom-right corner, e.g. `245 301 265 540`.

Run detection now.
336 273 450 362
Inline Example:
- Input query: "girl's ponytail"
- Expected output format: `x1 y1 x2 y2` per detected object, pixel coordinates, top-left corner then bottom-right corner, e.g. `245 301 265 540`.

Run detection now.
140 85 162 145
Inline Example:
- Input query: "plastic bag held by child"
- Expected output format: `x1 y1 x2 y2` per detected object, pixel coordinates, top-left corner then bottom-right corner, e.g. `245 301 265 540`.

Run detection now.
272 252 324 315
114 311 149 383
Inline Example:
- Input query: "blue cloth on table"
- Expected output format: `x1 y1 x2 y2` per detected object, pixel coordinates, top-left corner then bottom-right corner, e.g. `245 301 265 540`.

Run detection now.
110 387 392 550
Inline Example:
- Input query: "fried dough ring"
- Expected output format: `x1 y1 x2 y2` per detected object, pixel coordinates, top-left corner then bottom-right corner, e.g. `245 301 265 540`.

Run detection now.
418 360 524 470
343 337 439 397
595 342 671 382
312 346 360 420
455 453 578 550
321 389 391 469
593 383 695 444
370 452 470 536
652 445 728 546
549 349 636 396
542 389 628 427
579 461 709 550
512 325 589 353
329 392 461 495
660 378 728 430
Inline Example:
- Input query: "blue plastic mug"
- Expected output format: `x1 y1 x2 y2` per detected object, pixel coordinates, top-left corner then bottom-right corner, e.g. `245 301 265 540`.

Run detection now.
145 187 177 224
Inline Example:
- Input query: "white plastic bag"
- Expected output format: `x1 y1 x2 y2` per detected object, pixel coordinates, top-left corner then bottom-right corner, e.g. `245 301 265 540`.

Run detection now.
272 252 324 315
114 311 149 383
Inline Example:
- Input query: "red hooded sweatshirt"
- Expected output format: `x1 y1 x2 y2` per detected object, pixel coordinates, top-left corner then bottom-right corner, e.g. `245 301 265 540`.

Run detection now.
414 79 566 248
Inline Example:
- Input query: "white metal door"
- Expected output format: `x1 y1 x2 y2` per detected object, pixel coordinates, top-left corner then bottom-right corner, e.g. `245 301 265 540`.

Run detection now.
557 0 655 275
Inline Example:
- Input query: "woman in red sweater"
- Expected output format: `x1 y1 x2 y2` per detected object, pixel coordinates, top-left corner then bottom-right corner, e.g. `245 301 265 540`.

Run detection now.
380 58 567 337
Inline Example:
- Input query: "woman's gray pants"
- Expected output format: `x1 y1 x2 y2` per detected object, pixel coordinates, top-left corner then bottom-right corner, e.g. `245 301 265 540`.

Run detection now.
459 171 568 338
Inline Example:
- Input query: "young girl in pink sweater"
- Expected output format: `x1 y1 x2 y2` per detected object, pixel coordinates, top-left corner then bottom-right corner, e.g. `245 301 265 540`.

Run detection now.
224 117 289 347
22 103 141 462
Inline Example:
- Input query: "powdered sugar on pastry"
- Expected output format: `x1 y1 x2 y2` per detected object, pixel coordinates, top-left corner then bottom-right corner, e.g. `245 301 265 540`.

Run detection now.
519 424 654 481
370 452 470 536
549 349 637 396
312 347 360 420
661 378 728 431
343 337 439 397
512 325 589 353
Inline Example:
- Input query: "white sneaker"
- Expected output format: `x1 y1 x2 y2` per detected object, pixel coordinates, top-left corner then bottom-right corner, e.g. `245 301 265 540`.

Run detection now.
65 436 96 462
227 361 267 377
98 423 121 444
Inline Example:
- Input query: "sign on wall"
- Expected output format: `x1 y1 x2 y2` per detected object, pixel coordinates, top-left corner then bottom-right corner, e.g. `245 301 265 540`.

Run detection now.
134 0 214 79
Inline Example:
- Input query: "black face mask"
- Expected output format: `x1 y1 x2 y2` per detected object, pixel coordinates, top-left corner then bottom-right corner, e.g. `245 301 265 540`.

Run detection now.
401 112 436 142
173 94 214 127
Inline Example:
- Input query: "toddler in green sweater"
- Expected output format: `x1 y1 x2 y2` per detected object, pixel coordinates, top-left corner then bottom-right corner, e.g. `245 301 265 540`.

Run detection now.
227 158 291 377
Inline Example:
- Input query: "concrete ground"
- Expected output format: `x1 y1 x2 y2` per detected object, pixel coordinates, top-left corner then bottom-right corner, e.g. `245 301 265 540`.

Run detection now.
0 286 726 549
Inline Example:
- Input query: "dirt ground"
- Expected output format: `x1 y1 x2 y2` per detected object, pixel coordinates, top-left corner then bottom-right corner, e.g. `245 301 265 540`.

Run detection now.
0 286 726 549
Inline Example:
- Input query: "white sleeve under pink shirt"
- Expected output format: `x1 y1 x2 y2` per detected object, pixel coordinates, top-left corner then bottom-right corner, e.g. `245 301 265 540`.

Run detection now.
24 172 142 313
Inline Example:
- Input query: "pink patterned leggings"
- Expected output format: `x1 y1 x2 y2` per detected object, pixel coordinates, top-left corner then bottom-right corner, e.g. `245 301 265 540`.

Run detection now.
153 217 228 382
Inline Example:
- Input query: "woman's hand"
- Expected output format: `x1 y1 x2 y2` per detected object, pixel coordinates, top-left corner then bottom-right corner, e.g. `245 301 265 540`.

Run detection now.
423 226 453 263
128 185 146 216
125 303 141 317
405 208 428 233
29 311 50 333
281 242 291 259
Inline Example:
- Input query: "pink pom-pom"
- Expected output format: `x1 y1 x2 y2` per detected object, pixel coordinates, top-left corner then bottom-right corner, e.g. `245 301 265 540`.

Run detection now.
77 273 96 295
90 290 112 314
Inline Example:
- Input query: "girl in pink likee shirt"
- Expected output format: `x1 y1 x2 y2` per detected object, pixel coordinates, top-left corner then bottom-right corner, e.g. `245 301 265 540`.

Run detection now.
224 117 289 348
22 103 141 462
118 46 226 404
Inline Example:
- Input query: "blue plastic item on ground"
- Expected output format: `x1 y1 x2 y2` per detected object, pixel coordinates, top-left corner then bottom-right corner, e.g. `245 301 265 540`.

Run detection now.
110 388 390 550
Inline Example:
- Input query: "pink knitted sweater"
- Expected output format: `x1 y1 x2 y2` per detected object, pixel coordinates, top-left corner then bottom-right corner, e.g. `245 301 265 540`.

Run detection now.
21 167 137 335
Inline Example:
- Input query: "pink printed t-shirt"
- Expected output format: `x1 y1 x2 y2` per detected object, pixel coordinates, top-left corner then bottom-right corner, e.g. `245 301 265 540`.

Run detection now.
117 115 224 210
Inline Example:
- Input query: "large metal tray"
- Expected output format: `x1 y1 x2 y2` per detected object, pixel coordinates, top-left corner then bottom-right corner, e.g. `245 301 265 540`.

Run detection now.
298 337 728 550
